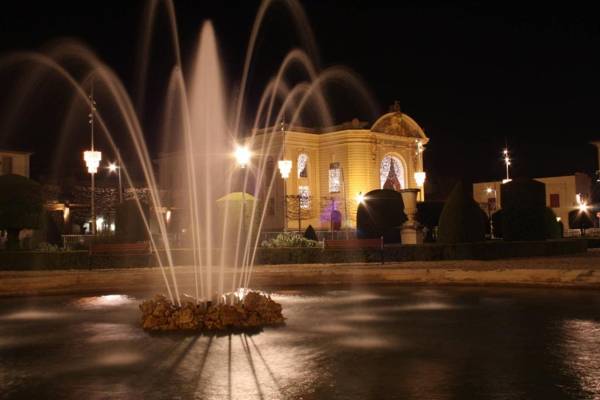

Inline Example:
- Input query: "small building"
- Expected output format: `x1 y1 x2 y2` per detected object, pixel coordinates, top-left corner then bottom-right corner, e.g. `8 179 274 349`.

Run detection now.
473 173 592 224
0 149 32 177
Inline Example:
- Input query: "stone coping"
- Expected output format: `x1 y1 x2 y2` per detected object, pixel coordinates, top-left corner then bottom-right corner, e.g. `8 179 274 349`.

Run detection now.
1 250 600 297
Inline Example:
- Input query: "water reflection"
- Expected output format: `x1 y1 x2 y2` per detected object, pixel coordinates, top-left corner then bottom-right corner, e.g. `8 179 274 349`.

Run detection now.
1 287 600 399
561 319 600 398
73 294 135 310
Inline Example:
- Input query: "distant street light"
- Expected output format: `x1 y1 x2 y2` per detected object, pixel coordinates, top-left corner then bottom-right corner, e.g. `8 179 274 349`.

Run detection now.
502 148 512 184
107 162 123 203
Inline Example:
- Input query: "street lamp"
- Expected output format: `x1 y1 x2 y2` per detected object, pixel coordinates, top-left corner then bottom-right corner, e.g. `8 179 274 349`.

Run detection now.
485 187 497 238
84 151 102 235
107 162 123 203
278 159 292 231
83 82 101 235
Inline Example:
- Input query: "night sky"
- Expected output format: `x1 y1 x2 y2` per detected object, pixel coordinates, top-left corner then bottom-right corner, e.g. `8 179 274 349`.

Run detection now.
0 1 599 195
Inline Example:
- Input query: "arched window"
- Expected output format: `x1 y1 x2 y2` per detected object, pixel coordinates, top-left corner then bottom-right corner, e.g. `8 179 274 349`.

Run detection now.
297 153 308 178
380 155 405 191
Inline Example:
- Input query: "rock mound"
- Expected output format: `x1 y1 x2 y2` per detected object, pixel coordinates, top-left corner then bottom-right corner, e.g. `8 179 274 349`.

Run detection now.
139 291 285 331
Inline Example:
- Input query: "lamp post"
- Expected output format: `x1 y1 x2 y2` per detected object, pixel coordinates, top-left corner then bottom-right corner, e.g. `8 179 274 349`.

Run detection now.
83 84 101 235
108 162 123 203
277 121 292 232
485 187 497 238
278 159 292 231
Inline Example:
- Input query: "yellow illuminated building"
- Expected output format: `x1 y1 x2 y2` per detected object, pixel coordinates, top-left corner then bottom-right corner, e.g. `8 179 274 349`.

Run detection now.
251 107 429 231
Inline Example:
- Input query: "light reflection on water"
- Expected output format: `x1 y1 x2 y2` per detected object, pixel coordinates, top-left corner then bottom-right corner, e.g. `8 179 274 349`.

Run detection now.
73 294 136 310
561 319 600 398
0 287 600 399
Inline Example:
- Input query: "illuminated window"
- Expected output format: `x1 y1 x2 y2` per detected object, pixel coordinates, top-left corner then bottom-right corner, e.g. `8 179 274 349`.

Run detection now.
380 155 405 191
329 162 341 193
298 185 311 209
298 153 308 178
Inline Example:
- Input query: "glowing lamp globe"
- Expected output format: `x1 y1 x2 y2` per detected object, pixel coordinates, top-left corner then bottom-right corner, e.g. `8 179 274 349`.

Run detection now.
414 171 426 187
278 160 292 179
84 150 102 174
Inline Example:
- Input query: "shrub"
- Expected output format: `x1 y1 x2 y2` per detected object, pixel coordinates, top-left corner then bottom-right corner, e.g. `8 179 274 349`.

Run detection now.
491 209 504 238
437 181 485 243
115 200 150 242
261 232 319 248
304 225 318 241
501 178 547 241
0 174 44 250
356 189 407 244
544 208 562 239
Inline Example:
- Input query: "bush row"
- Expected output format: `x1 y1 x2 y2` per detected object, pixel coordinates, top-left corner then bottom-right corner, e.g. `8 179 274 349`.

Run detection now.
0 239 587 270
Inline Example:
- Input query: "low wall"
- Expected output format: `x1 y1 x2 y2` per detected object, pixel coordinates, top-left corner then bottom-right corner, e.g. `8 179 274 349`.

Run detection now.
256 239 588 265
0 239 588 271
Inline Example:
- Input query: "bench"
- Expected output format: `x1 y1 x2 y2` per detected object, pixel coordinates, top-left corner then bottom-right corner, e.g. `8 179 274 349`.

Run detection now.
323 237 384 264
89 242 151 256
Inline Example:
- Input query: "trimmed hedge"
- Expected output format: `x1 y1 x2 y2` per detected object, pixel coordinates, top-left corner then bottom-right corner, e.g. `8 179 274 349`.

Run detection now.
356 189 407 243
0 239 588 270
501 178 548 241
438 182 486 243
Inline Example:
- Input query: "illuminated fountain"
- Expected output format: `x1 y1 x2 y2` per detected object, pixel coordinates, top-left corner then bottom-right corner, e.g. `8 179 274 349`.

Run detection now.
0 0 377 331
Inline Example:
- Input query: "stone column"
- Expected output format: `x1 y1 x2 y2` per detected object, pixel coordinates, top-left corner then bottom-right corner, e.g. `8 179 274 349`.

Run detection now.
400 188 422 244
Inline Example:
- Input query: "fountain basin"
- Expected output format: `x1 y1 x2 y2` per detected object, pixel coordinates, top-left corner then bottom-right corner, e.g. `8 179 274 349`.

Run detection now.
139 291 284 331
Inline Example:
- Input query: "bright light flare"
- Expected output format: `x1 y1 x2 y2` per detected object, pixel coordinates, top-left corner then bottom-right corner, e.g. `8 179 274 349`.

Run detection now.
108 162 118 173
356 192 366 205
234 144 252 168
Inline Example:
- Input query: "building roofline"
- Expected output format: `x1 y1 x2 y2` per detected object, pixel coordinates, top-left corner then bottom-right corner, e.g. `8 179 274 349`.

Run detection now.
0 149 33 156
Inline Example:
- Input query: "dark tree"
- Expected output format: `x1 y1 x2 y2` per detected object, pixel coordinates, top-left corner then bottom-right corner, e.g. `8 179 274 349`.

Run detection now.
0 174 44 250
115 200 150 242
303 225 318 241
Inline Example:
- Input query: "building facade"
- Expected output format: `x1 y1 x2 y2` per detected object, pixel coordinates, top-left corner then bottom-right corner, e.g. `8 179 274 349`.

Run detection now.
251 109 429 231
473 173 592 225
0 149 32 177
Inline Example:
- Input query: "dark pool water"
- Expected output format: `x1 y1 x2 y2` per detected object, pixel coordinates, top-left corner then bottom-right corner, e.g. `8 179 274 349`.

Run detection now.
1 286 600 399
